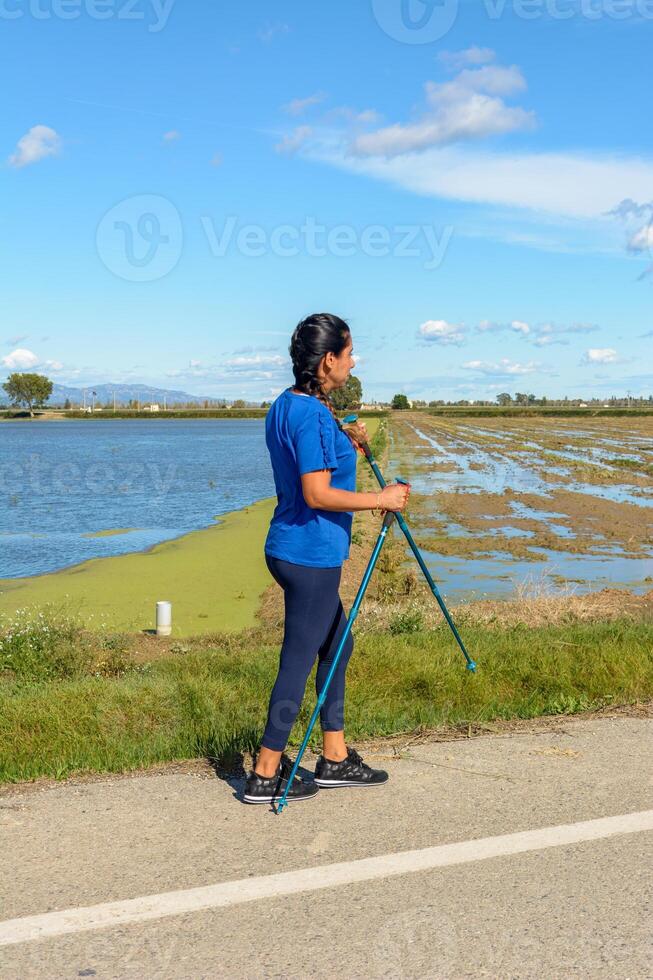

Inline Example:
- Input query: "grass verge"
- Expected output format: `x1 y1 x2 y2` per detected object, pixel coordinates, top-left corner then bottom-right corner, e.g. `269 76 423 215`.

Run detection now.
1 608 651 783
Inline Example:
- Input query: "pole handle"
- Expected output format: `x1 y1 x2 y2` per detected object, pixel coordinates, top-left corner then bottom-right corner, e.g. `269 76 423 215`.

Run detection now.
340 413 373 459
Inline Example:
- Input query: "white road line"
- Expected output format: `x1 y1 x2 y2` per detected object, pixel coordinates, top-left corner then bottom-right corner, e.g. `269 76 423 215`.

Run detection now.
2 809 652 948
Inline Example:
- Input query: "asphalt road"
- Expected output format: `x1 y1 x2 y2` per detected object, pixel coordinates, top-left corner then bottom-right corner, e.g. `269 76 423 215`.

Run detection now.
1 714 651 979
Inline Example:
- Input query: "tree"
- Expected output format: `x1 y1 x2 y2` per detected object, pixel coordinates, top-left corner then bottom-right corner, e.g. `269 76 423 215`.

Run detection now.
232 399 247 409
496 392 512 406
514 392 529 406
331 375 363 411
391 393 410 410
64 397 71 410
2 372 53 417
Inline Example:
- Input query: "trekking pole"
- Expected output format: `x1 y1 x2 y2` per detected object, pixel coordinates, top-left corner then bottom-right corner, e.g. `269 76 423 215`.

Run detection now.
276 508 398 813
341 414 476 673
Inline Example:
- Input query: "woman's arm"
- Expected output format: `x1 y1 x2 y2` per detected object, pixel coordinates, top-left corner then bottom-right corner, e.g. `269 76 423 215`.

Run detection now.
301 470 409 513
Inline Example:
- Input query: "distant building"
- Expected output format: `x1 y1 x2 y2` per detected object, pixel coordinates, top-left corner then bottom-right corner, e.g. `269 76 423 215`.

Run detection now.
143 404 160 412
579 402 588 408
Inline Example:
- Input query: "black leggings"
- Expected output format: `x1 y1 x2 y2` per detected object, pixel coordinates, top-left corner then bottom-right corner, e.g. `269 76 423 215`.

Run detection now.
261 553 354 752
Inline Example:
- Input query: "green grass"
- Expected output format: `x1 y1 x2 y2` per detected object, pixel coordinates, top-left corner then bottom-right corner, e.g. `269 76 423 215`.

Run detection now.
420 408 653 418
608 457 653 477
0 498 278 636
1 611 650 783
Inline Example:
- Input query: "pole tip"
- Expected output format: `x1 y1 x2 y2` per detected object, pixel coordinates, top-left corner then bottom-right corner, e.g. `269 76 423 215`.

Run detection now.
466 661 477 672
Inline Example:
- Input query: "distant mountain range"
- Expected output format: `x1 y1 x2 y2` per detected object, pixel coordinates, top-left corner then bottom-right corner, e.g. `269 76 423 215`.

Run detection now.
47 383 237 407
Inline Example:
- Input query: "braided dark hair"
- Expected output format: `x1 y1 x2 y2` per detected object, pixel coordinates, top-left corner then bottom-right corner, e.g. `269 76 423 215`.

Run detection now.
289 313 351 423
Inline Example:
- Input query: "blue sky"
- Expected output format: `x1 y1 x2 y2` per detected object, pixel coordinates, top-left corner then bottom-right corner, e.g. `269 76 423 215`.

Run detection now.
1 0 652 402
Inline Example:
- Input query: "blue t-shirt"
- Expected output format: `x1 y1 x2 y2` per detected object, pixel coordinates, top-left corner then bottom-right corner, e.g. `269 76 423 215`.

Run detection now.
264 387 358 568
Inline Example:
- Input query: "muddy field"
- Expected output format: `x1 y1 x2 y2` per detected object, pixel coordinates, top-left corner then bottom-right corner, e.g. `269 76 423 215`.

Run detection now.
386 413 653 601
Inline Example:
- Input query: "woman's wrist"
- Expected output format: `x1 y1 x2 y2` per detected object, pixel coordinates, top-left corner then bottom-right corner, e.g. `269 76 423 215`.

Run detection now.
370 491 382 515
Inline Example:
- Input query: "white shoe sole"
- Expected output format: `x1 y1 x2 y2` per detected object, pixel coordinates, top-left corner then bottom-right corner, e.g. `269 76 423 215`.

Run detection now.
243 791 319 804
314 778 387 787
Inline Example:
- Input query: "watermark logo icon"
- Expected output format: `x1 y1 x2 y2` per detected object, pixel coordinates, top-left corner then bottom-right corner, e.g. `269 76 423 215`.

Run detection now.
370 907 459 977
372 0 459 43
96 194 183 282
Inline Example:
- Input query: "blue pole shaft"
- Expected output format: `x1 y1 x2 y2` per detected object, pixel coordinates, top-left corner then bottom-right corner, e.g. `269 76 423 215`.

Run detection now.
370 459 475 670
341 416 476 672
276 515 394 813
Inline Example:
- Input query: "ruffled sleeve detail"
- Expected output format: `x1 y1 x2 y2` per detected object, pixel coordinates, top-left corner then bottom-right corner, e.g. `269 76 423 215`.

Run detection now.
318 411 338 470
293 402 338 475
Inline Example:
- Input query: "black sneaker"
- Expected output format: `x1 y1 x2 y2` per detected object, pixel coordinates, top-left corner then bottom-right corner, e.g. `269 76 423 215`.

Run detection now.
314 746 389 788
243 753 320 805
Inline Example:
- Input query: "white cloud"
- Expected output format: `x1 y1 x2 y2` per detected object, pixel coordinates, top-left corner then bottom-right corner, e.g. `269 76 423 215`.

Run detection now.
324 106 383 126
478 319 531 335
311 141 653 220
0 348 66 376
463 358 540 376
605 198 653 221
438 47 496 70
163 130 180 142
283 92 326 116
5 334 28 345
476 320 597 345
224 354 286 374
165 352 289 386
418 319 466 346
350 64 535 158
275 126 312 155
535 323 598 347
582 348 619 365
627 222 653 253
258 22 289 43
2 348 40 370
605 198 653 276
9 125 62 168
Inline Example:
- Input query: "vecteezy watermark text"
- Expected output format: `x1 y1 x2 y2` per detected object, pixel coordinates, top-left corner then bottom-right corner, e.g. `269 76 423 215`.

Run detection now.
0 0 175 32
95 194 454 281
372 0 653 44
200 215 453 270
1 454 178 498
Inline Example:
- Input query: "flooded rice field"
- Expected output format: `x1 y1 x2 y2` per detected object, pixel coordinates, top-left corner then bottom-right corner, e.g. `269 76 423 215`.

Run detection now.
387 414 653 602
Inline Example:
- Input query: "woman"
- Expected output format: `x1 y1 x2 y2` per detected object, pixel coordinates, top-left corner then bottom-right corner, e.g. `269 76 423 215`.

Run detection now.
244 313 410 804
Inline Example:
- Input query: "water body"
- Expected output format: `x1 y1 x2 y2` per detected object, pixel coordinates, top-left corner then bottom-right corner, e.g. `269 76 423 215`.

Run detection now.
0 420 275 578
413 549 653 603
388 422 653 600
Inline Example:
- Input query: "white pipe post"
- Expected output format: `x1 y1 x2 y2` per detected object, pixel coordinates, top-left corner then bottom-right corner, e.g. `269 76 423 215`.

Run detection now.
156 601 172 636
